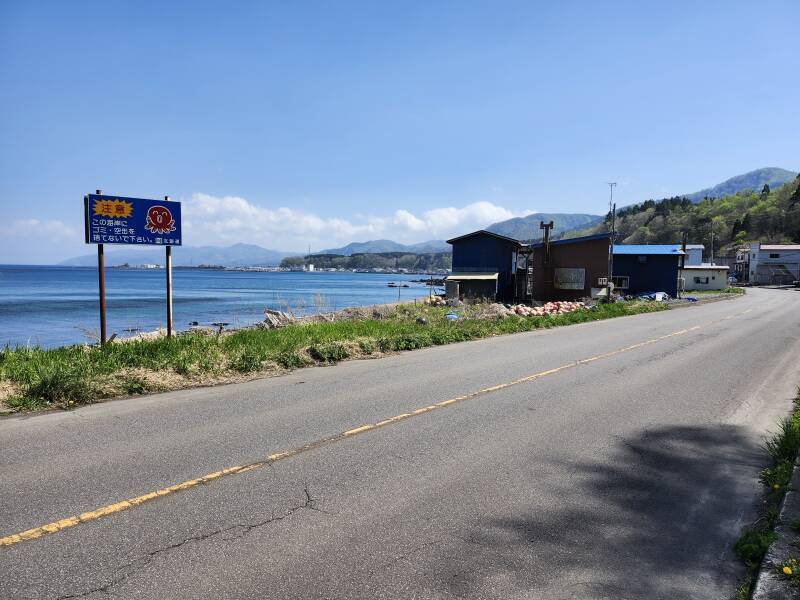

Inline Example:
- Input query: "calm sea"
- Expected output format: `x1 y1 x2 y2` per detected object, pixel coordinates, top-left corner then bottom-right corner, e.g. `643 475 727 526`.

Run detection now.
0 266 433 348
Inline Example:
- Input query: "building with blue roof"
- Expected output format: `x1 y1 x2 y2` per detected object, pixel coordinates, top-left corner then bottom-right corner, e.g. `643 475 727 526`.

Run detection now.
612 245 685 296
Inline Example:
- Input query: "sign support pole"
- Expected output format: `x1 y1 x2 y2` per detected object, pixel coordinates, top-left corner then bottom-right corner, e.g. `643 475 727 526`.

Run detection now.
164 195 173 339
95 189 108 346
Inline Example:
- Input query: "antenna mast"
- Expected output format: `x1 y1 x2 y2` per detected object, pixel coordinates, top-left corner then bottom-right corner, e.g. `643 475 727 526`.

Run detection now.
607 182 617 301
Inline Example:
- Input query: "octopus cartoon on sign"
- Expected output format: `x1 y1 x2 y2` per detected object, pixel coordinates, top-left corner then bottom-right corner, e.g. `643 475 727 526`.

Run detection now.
145 205 176 235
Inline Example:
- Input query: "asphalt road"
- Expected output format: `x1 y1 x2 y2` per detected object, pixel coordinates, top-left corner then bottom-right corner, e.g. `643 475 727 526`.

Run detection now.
2 287 800 599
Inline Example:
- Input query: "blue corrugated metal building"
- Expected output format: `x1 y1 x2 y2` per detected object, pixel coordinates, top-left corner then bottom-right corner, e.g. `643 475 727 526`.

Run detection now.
613 245 685 297
446 230 521 301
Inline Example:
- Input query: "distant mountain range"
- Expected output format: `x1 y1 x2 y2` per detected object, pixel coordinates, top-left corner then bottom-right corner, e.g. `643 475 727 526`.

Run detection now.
60 243 293 267
486 213 603 241
319 239 451 256
683 167 797 202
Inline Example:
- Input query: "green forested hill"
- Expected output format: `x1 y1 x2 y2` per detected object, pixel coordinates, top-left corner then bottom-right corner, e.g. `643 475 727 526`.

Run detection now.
683 167 797 202
486 212 602 241
566 174 800 256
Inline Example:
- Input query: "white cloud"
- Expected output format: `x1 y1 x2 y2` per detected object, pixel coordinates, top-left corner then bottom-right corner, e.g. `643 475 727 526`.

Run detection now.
399 201 526 236
5 195 532 258
1 219 80 242
181 193 532 250
392 209 427 232
183 194 387 249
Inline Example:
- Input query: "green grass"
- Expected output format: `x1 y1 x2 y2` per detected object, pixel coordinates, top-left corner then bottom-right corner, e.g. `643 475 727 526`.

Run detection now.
684 287 745 295
733 390 800 597
0 300 668 411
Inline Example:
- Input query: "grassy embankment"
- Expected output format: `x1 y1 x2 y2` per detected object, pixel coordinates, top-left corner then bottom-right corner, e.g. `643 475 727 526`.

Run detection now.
733 390 800 597
0 301 669 412
689 287 746 295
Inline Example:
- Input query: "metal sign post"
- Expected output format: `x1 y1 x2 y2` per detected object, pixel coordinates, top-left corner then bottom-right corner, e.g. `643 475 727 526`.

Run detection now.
94 189 107 345
84 192 182 345
164 195 173 338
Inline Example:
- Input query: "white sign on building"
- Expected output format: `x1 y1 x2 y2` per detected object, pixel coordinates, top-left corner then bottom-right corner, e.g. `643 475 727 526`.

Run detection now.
554 268 585 290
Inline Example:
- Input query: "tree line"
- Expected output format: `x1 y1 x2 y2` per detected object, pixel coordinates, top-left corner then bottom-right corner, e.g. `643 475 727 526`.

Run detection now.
280 252 452 271
572 174 800 257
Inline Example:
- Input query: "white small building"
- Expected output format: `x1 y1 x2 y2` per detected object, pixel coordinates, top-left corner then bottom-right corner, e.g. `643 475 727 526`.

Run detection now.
735 242 800 284
683 244 705 266
681 265 730 291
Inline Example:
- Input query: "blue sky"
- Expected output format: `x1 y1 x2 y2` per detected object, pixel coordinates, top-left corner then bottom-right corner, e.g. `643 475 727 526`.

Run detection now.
1 0 798 263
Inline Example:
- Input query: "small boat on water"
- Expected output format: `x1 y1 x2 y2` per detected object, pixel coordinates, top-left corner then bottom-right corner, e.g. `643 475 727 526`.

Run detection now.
387 282 398 287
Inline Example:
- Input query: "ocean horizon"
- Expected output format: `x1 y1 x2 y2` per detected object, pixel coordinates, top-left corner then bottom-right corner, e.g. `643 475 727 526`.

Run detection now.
0 265 433 348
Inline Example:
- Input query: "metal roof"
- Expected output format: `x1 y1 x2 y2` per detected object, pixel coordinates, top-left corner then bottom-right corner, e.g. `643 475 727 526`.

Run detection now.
446 272 499 280
761 244 800 251
681 265 729 270
528 232 611 249
446 230 522 245
613 244 685 255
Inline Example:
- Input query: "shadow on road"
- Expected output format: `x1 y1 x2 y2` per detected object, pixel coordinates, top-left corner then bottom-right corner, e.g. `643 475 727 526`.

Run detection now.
448 425 766 599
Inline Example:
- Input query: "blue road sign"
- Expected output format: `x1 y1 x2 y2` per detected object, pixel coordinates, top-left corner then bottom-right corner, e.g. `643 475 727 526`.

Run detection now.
84 194 182 246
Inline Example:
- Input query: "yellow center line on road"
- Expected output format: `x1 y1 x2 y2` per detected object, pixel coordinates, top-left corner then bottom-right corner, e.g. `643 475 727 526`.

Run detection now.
0 307 751 548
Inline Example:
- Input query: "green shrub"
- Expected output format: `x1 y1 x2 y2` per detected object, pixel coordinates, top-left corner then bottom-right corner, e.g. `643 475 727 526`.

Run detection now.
309 342 349 363
123 377 147 395
276 351 306 369
386 333 431 351
760 460 795 490
735 530 778 567
174 355 194 375
764 417 800 463
23 361 96 407
230 349 263 373
358 339 376 354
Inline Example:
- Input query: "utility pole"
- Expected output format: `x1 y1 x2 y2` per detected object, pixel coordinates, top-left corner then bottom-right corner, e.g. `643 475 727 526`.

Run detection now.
540 220 554 301
710 221 715 265
607 183 617 302
539 220 554 264
680 232 687 298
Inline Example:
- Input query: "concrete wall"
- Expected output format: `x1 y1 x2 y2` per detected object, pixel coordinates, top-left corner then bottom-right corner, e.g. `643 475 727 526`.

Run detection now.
681 268 729 291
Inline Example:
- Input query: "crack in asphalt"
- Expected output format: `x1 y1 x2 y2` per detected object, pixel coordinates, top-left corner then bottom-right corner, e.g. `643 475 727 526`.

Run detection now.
371 539 447 574
54 487 323 600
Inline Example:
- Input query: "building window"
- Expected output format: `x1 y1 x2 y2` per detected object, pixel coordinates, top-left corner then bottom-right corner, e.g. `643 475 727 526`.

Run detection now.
770 253 780 258
694 276 709 284
611 275 630 289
